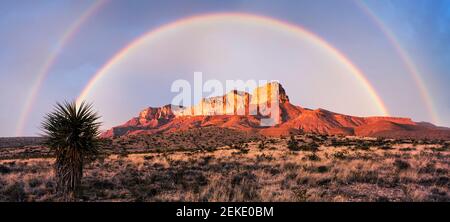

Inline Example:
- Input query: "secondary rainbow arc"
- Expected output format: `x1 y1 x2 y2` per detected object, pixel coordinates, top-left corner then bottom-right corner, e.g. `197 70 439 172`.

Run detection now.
356 1 439 124
15 0 108 136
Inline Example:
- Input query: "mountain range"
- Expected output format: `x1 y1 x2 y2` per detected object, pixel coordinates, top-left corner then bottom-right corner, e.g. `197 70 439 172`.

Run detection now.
102 82 450 140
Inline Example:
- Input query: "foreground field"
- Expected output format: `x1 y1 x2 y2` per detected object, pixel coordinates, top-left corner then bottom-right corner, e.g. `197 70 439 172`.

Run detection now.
0 134 449 202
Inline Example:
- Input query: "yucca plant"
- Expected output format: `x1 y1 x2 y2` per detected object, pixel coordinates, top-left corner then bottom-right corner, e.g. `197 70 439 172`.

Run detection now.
41 101 101 201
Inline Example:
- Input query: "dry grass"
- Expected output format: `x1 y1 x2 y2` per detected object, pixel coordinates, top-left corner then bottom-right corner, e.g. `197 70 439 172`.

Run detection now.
0 134 448 202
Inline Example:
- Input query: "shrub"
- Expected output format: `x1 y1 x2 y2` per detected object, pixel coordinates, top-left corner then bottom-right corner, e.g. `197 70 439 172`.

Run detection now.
0 165 11 174
303 142 319 152
283 163 298 171
143 155 154 160
231 172 257 187
307 153 321 161
379 145 394 150
256 154 274 162
2 182 27 202
333 151 347 159
287 135 299 151
394 159 410 170
28 178 42 188
230 172 259 201
317 165 329 173
258 140 267 150
239 148 249 154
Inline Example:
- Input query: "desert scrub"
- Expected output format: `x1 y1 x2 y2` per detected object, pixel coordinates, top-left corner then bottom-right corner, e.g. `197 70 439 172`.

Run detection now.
394 159 410 171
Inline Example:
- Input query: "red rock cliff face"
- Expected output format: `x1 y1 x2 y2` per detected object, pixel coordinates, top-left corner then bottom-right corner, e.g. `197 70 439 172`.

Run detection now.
137 105 175 127
102 82 450 139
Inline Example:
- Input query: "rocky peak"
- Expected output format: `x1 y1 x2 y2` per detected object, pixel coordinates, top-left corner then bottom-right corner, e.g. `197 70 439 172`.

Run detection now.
138 82 291 120
138 105 175 125
250 82 289 105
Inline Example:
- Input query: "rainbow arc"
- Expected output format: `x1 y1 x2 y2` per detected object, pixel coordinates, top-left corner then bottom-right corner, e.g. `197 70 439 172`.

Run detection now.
76 13 390 117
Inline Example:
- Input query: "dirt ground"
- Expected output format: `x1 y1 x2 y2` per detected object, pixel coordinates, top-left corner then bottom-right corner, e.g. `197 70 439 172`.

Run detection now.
0 134 448 202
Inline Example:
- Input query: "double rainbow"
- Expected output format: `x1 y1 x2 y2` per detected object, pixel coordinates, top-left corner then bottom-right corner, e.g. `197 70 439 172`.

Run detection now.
16 4 439 135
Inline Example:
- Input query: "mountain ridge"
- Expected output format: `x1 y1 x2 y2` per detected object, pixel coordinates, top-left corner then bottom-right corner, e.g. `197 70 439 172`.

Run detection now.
102 82 450 139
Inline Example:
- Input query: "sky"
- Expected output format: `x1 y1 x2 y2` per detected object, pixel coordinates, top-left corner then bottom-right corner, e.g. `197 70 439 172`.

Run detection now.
0 0 449 136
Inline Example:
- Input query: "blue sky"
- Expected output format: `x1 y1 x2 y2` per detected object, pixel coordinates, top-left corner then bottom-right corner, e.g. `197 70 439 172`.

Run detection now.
0 0 449 136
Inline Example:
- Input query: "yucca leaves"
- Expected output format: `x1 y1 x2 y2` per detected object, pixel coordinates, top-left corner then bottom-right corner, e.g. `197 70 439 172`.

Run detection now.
41 101 101 200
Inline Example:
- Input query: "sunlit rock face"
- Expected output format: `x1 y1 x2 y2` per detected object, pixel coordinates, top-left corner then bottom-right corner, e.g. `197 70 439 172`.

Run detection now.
175 90 251 116
139 105 175 124
174 81 288 117
250 81 289 105
128 82 289 123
